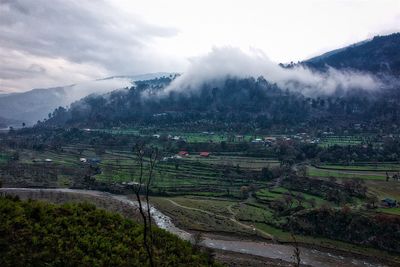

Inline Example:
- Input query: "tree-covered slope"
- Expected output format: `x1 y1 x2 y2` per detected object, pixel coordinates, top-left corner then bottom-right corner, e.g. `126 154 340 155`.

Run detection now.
43 33 400 132
0 196 220 267
45 76 400 133
304 33 400 75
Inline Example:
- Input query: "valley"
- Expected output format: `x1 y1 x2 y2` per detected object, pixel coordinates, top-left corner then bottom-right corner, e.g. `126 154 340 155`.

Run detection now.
1 8 400 264
1 125 400 266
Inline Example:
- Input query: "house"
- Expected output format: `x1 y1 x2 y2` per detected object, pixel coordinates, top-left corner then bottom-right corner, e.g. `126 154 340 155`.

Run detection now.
251 138 264 144
199 152 210 157
153 112 167 117
161 156 177 162
381 198 397 208
235 135 244 142
178 151 189 157
264 136 277 142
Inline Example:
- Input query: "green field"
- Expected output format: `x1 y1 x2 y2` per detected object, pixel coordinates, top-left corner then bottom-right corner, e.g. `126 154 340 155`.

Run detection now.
84 128 271 144
88 128 140 135
0 153 8 164
377 207 400 215
365 180 400 199
151 196 254 235
317 163 400 171
307 166 386 180
185 155 280 170
13 147 273 197
256 187 330 208
318 135 365 147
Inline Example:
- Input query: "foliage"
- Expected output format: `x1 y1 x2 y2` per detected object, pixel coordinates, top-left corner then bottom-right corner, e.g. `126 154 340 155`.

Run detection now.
0 196 221 267
289 207 400 253
44 71 400 135
282 175 367 204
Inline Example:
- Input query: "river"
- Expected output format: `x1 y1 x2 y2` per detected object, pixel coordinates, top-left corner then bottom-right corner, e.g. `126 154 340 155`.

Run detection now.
0 188 389 267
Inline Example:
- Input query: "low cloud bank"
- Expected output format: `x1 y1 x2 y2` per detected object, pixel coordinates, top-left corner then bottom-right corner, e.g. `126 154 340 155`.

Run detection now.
63 78 133 105
163 47 381 96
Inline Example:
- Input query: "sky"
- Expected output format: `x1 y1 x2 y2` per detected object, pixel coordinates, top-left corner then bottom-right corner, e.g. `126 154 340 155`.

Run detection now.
1 0 399 93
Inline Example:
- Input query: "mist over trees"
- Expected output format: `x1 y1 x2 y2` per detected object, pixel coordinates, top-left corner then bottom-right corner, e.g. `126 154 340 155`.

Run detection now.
44 74 400 134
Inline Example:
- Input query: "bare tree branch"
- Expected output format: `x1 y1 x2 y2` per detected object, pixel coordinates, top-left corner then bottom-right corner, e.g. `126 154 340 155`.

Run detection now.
133 144 155 267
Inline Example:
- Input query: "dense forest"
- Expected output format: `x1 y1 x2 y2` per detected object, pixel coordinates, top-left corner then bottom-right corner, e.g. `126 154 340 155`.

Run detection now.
0 196 220 267
44 75 400 134
290 207 400 253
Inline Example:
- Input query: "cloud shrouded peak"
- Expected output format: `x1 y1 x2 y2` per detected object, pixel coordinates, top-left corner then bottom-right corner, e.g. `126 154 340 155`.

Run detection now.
164 47 381 96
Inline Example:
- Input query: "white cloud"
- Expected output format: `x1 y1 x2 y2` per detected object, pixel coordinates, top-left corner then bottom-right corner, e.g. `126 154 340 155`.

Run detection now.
0 0 181 92
164 47 381 96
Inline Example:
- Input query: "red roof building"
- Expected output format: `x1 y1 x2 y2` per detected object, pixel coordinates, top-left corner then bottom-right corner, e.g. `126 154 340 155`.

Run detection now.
178 151 189 157
199 152 210 157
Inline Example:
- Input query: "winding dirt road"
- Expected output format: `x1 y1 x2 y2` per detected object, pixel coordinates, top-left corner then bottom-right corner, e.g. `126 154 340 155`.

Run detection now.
166 199 274 239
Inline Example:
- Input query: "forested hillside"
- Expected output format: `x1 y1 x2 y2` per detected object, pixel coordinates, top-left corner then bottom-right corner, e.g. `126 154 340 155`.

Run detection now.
45 76 400 133
39 33 400 133
0 196 220 267
303 33 400 75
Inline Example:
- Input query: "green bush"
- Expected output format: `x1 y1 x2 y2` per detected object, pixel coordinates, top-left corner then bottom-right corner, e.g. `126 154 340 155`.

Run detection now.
0 196 221 267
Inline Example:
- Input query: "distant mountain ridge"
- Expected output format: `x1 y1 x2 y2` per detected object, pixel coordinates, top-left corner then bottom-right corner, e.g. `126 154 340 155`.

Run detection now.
303 33 400 75
306 39 371 63
0 116 21 128
0 73 176 125
100 72 178 81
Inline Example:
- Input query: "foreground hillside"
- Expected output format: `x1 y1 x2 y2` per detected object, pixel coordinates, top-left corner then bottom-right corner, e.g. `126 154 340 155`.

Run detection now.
0 196 220 267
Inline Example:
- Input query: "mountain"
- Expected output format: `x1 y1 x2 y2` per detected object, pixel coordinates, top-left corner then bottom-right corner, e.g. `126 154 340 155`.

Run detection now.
45 75 400 133
44 33 400 133
303 33 400 75
0 73 176 125
0 86 70 125
101 72 178 81
0 116 21 129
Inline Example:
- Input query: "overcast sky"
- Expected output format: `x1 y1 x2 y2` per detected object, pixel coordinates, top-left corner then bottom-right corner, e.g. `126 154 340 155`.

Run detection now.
1 0 399 92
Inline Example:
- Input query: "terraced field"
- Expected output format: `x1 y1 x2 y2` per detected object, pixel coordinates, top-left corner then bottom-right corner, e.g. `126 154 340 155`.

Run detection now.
0 153 8 164
318 135 366 147
255 187 330 208
13 146 273 197
307 166 387 180
185 155 280 170
86 128 257 143
317 163 400 171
